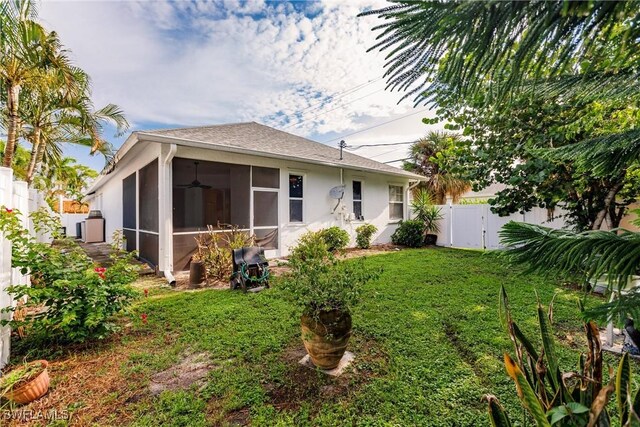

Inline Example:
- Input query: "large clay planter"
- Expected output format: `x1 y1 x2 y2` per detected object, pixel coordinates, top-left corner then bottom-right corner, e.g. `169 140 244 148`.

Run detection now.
3 360 50 404
301 309 352 369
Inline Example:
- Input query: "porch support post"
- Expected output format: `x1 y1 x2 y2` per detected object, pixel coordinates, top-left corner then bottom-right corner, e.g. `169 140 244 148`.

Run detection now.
158 144 177 273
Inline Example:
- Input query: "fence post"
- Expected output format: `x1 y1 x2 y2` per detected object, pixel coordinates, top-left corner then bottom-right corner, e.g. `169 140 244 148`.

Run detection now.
0 167 14 368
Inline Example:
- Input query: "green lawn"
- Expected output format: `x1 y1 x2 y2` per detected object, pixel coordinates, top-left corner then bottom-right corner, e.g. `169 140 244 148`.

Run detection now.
115 247 632 426
11 247 636 426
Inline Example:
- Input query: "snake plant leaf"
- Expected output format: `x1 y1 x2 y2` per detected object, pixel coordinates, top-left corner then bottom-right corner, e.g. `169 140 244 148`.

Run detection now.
504 353 551 427
484 394 513 427
538 300 559 390
587 383 614 427
616 352 632 425
631 387 640 425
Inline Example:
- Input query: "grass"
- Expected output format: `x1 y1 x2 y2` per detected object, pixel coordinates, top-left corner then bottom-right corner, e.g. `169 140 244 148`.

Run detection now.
6 247 639 426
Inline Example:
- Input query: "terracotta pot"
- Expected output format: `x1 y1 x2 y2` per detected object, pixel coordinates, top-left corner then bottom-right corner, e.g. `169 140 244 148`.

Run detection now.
3 360 50 404
301 309 352 369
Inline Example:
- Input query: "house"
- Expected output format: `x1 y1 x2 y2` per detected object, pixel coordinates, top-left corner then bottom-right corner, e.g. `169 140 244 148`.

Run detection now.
85 122 424 273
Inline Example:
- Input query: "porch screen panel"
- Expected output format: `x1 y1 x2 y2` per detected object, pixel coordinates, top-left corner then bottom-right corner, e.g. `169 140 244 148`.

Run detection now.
253 191 278 227
173 158 249 232
252 167 279 189
123 229 136 253
139 232 159 267
122 173 136 230
139 159 159 232
173 231 236 271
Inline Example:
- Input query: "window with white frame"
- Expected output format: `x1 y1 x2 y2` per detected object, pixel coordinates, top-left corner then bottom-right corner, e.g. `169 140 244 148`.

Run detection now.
289 174 304 222
353 180 363 220
389 185 404 220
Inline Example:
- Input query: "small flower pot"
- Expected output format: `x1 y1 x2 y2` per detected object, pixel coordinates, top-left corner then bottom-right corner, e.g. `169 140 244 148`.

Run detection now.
301 309 352 370
189 260 205 285
2 360 50 404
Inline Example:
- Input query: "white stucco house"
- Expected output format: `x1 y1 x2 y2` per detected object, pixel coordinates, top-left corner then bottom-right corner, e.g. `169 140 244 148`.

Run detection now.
86 122 424 273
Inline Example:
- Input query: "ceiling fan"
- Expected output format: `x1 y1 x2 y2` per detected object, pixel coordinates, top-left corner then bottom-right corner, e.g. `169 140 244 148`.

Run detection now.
177 161 212 189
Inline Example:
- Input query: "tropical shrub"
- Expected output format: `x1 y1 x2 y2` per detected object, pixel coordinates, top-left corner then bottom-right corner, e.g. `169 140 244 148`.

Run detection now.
355 223 377 249
318 226 350 252
486 286 640 426
195 223 254 281
0 208 139 342
391 220 426 247
411 189 443 235
288 230 329 262
280 233 380 319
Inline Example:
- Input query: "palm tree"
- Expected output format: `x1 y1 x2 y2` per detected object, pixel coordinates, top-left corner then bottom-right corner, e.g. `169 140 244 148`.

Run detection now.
362 1 640 320
403 131 470 204
20 67 128 183
0 0 75 167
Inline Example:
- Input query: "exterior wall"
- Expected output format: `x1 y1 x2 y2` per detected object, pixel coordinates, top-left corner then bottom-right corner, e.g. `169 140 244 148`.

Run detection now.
173 146 412 262
90 141 414 272
620 203 640 232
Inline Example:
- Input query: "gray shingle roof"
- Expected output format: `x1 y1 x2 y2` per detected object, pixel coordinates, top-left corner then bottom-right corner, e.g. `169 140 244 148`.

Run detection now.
137 122 423 180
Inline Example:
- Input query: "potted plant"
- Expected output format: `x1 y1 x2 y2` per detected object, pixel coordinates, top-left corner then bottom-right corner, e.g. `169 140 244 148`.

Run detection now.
411 189 443 245
1 360 50 404
280 232 380 369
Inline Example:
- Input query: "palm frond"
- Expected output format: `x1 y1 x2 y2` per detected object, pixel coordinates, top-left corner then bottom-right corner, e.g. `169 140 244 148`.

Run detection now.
360 1 640 105
500 222 640 320
542 129 640 177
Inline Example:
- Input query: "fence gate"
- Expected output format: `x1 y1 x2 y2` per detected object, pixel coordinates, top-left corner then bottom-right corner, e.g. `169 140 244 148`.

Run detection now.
434 204 566 250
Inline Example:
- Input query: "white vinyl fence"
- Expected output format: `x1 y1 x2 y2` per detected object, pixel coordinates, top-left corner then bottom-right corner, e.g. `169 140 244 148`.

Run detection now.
0 166 52 368
433 204 567 250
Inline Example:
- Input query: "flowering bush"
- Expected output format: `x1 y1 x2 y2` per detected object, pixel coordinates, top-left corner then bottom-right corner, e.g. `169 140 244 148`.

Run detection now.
0 208 139 343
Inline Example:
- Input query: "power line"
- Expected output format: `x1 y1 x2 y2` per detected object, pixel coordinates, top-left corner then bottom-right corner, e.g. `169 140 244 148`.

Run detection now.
345 140 414 150
383 157 412 164
282 76 383 127
323 108 430 143
282 88 384 130
369 146 409 160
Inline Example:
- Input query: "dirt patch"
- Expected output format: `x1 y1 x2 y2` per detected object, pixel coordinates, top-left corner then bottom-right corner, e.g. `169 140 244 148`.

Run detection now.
2 330 156 426
265 335 388 414
149 352 215 395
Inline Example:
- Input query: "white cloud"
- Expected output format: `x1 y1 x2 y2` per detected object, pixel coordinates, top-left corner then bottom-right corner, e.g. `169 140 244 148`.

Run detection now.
39 0 437 162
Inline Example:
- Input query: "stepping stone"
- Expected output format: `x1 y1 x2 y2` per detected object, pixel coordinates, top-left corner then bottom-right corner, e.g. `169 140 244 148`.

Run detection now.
247 286 265 293
298 351 355 377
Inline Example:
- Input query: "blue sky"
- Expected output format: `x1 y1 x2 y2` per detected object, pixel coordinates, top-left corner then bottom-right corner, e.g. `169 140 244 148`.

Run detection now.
38 0 439 172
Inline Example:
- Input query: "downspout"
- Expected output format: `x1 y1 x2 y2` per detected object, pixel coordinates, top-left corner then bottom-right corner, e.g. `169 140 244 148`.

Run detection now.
406 180 420 219
163 144 177 286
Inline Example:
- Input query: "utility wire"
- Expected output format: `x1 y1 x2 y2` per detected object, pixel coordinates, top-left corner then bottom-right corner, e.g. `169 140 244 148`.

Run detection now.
282 76 383 127
345 140 414 150
282 88 384 130
384 157 412 164
324 108 430 143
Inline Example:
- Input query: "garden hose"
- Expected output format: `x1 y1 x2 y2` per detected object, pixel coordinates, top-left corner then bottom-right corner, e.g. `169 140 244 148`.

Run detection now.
240 263 269 283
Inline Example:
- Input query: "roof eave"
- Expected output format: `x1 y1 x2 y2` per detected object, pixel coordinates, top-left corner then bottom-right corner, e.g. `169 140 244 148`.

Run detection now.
137 132 425 181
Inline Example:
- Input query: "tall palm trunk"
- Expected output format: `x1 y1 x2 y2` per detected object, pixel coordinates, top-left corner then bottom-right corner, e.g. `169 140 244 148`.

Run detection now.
4 83 21 167
25 126 41 184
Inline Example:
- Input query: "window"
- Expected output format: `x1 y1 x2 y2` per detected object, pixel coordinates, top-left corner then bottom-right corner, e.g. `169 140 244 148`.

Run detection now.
353 180 363 220
389 185 404 220
289 174 303 222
